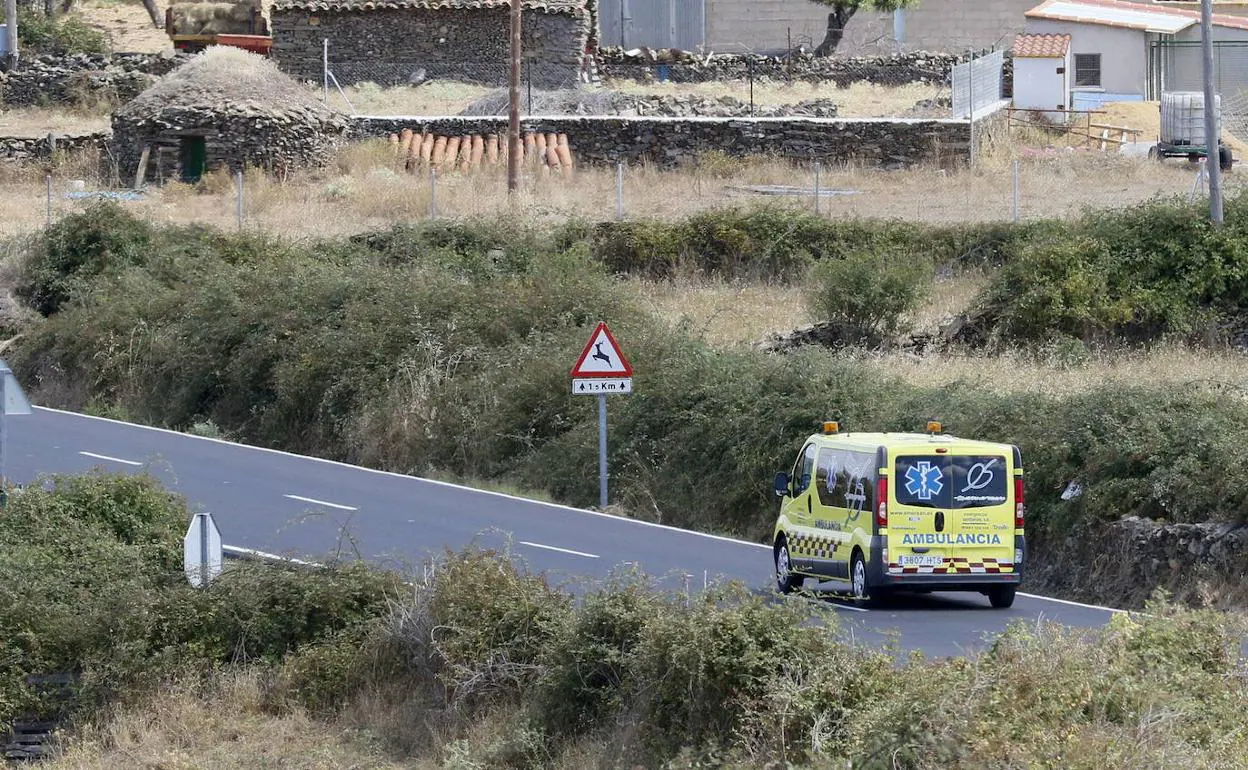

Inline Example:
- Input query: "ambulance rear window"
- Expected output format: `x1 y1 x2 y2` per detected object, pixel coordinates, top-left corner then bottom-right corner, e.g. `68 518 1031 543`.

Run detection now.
894 455 1008 509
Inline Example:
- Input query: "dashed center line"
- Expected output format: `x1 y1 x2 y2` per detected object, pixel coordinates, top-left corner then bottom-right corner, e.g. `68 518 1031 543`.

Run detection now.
283 494 358 511
79 451 142 466
520 541 599 558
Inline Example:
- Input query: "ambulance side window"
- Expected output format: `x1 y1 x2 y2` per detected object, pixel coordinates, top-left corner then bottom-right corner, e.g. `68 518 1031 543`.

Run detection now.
815 449 839 507
793 443 817 494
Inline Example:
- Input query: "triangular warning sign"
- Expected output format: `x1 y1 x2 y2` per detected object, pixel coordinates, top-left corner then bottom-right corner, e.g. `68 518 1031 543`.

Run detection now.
570 322 633 377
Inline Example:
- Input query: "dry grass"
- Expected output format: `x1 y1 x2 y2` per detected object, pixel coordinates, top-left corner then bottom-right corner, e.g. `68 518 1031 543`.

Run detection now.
42 669 429 770
326 80 496 117
1 129 1230 238
847 343 1248 398
635 278 808 347
0 108 110 137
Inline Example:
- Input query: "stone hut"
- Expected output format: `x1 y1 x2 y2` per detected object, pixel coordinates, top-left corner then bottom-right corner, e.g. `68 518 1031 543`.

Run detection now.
269 0 591 90
110 46 350 185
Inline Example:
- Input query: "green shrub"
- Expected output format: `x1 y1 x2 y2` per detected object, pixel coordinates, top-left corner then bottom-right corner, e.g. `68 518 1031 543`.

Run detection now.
17 201 152 315
967 192 1248 348
15 9 109 56
804 246 932 346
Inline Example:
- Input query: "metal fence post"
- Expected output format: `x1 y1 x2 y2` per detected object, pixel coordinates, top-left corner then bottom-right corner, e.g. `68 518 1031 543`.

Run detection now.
526 59 533 113
429 167 438 218
814 160 822 214
1012 159 1020 222
322 39 329 103
968 53 976 167
45 173 51 227
616 161 624 220
748 58 754 116
236 170 244 230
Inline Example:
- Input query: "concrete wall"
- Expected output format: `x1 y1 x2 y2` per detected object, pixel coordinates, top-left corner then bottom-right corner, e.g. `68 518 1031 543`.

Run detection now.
270 7 588 88
1024 19 1149 96
703 0 1035 55
351 113 991 169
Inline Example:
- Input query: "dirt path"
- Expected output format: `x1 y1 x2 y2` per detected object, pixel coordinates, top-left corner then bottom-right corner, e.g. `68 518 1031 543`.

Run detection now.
76 0 171 54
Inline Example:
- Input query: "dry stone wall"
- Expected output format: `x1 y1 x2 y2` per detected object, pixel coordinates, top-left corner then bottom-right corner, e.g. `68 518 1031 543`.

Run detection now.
595 48 963 86
270 7 588 88
0 131 110 162
0 52 193 108
353 114 973 169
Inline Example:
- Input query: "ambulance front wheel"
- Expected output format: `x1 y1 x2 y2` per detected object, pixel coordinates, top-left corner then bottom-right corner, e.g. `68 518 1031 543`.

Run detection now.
774 538 804 594
987 585 1016 609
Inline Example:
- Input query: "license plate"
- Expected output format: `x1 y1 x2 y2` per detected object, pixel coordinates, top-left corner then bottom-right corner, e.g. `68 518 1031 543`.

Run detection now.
899 555 943 567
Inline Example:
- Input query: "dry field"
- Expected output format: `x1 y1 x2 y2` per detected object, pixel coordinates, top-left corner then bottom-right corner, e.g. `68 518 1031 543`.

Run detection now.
0 134 1224 238
0 107 110 137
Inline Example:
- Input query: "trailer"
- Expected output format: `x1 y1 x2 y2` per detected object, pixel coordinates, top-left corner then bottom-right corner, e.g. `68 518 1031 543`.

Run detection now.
164 2 273 56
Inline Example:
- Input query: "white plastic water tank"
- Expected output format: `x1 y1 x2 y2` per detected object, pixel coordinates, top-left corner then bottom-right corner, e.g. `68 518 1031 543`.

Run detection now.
1160 91 1222 146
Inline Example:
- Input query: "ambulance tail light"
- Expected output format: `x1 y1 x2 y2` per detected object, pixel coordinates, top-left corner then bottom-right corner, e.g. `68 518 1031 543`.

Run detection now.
1014 477 1025 529
876 477 888 528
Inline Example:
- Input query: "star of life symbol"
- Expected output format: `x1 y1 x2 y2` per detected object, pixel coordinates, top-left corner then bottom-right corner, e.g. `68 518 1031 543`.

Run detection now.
904 461 944 501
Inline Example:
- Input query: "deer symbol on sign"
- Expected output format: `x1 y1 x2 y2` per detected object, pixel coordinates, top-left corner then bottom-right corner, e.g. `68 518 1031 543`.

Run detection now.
592 342 612 367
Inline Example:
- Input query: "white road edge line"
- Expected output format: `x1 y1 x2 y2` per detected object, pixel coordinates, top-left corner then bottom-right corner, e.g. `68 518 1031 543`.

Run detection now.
222 544 324 567
79 451 143 466
43 407 1128 616
283 494 358 511
519 541 599 558
1018 592 1128 614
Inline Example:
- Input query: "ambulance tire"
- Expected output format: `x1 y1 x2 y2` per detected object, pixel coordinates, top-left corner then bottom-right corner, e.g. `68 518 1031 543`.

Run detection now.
987 585 1017 609
850 551 869 601
774 538 804 594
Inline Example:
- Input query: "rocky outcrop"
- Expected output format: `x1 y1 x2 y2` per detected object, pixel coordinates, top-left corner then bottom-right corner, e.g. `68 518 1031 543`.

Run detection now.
0 52 193 108
353 114 975 169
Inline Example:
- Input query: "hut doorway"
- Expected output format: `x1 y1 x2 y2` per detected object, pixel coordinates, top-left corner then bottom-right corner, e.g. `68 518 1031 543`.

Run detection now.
179 136 207 183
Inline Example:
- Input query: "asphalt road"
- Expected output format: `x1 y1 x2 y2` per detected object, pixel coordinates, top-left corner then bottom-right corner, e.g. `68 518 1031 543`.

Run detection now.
6 406 1124 658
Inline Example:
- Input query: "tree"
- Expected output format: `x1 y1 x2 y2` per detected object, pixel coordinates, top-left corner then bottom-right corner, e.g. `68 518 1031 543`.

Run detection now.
807 0 921 57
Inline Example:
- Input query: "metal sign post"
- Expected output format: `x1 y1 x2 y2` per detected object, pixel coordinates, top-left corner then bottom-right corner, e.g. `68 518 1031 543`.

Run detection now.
570 322 634 510
0 359 33 505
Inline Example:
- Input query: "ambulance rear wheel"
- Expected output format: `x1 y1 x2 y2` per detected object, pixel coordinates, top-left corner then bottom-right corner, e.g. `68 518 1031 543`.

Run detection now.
850 551 868 601
774 538 803 594
987 585 1016 609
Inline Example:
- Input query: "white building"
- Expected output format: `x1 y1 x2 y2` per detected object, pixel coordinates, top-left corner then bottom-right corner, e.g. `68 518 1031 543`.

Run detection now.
1020 0 1248 111
1012 33 1074 121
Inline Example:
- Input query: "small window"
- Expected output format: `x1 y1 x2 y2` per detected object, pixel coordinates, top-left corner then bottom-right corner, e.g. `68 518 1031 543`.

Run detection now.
1074 53 1101 87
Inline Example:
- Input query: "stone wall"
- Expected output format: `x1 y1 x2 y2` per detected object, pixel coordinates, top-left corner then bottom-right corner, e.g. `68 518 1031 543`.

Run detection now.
0 131 110 163
0 53 193 108
596 48 964 87
353 114 980 169
270 7 588 88
1030 516 1248 610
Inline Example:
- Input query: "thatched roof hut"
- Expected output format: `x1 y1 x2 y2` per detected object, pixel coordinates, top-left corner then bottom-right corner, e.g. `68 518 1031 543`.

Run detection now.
111 46 349 185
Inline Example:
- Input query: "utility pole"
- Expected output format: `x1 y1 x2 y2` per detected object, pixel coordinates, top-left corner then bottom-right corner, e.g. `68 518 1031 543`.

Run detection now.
1202 0 1224 226
3 0 18 73
507 0 522 193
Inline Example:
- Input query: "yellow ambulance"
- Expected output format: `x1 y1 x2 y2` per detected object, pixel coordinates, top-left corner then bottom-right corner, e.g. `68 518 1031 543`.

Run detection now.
771 421 1025 608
